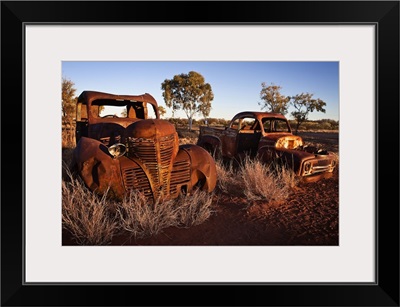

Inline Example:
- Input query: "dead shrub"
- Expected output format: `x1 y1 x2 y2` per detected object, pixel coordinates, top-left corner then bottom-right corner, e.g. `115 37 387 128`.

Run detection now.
215 159 241 195
177 129 199 145
240 157 295 203
174 190 215 227
62 125 76 149
116 189 215 240
62 160 215 244
179 137 198 145
117 192 179 239
215 155 298 204
62 148 77 181
271 162 300 190
177 129 199 139
62 170 119 245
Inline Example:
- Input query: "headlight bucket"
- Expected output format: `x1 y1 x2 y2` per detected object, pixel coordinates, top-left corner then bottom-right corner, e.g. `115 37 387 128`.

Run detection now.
108 143 127 158
304 161 312 174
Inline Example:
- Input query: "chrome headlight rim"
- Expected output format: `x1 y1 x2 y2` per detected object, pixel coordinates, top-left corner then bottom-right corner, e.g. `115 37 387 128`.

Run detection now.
108 143 127 158
303 161 312 174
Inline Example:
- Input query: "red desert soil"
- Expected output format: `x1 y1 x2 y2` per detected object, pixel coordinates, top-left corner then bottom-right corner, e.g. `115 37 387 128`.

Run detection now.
63 131 339 246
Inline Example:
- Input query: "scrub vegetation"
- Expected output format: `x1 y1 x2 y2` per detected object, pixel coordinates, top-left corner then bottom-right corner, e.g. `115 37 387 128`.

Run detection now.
62 128 338 246
62 164 215 245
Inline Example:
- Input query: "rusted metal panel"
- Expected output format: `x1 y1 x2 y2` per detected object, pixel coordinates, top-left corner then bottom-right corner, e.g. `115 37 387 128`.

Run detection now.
73 90 217 201
73 136 126 198
180 144 217 193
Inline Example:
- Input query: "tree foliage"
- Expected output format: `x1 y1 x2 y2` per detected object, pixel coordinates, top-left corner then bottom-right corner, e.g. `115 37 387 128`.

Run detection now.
158 105 167 118
259 82 290 115
62 77 77 121
161 71 214 130
290 92 326 134
62 77 78 147
259 82 329 134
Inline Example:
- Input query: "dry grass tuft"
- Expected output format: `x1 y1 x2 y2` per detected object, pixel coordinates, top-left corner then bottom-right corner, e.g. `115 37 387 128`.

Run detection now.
117 189 215 240
62 163 215 244
240 158 289 203
174 190 215 227
215 159 241 195
216 156 298 205
62 148 76 180
62 169 119 245
271 162 300 190
117 192 179 239
62 125 76 148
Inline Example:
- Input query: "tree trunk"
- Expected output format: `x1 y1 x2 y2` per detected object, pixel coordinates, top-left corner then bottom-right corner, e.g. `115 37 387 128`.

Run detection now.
295 122 301 135
188 117 193 131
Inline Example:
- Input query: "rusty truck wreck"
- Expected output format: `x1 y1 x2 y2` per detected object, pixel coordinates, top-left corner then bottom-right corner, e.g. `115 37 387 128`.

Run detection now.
73 90 217 201
197 111 338 182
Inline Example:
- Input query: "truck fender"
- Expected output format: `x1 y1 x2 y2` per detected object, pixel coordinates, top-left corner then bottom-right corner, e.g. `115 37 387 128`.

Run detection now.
257 145 302 175
73 136 125 198
257 145 280 162
180 144 217 193
197 135 221 158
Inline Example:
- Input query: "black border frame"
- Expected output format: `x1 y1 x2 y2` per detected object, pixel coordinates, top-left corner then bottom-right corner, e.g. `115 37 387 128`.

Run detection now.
1 1 399 306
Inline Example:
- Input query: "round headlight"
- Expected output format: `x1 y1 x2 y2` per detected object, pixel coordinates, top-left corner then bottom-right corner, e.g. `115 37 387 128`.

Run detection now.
304 162 311 173
108 143 127 158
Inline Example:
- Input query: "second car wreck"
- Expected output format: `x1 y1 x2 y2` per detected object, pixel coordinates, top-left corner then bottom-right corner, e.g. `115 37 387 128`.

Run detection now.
197 111 338 182
72 90 217 201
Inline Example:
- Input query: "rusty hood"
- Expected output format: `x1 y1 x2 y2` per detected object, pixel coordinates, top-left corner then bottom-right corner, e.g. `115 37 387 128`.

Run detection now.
125 119 180 164
262 133 304 149
125 119 177 139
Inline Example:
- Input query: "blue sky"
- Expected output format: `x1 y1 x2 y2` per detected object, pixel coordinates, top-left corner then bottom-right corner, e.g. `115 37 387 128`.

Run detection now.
62 61 339 121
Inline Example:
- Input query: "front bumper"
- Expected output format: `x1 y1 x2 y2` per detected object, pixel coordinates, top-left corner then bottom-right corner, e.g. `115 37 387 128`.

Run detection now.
300 153 338 178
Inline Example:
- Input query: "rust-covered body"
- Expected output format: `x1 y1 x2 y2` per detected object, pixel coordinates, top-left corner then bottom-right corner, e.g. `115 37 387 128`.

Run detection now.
73 91 216 201
197 111 338 182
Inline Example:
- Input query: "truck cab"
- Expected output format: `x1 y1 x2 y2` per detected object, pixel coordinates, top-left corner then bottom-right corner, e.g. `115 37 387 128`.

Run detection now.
75 90 159 145
73 91 217 201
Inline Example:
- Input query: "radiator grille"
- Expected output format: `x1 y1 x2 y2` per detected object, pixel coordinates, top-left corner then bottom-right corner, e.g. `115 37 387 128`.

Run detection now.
122 166 152 198
170 159 191 196
310 158 332 174
315 159 331 167
127 134 175 199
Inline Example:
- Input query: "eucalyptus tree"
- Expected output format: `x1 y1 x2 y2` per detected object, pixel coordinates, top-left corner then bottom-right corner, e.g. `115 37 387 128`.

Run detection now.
259 82 290 115
290 92 327 134
62 77 77 120
158 105 167 118
62 77 77 146
161 71 214 131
